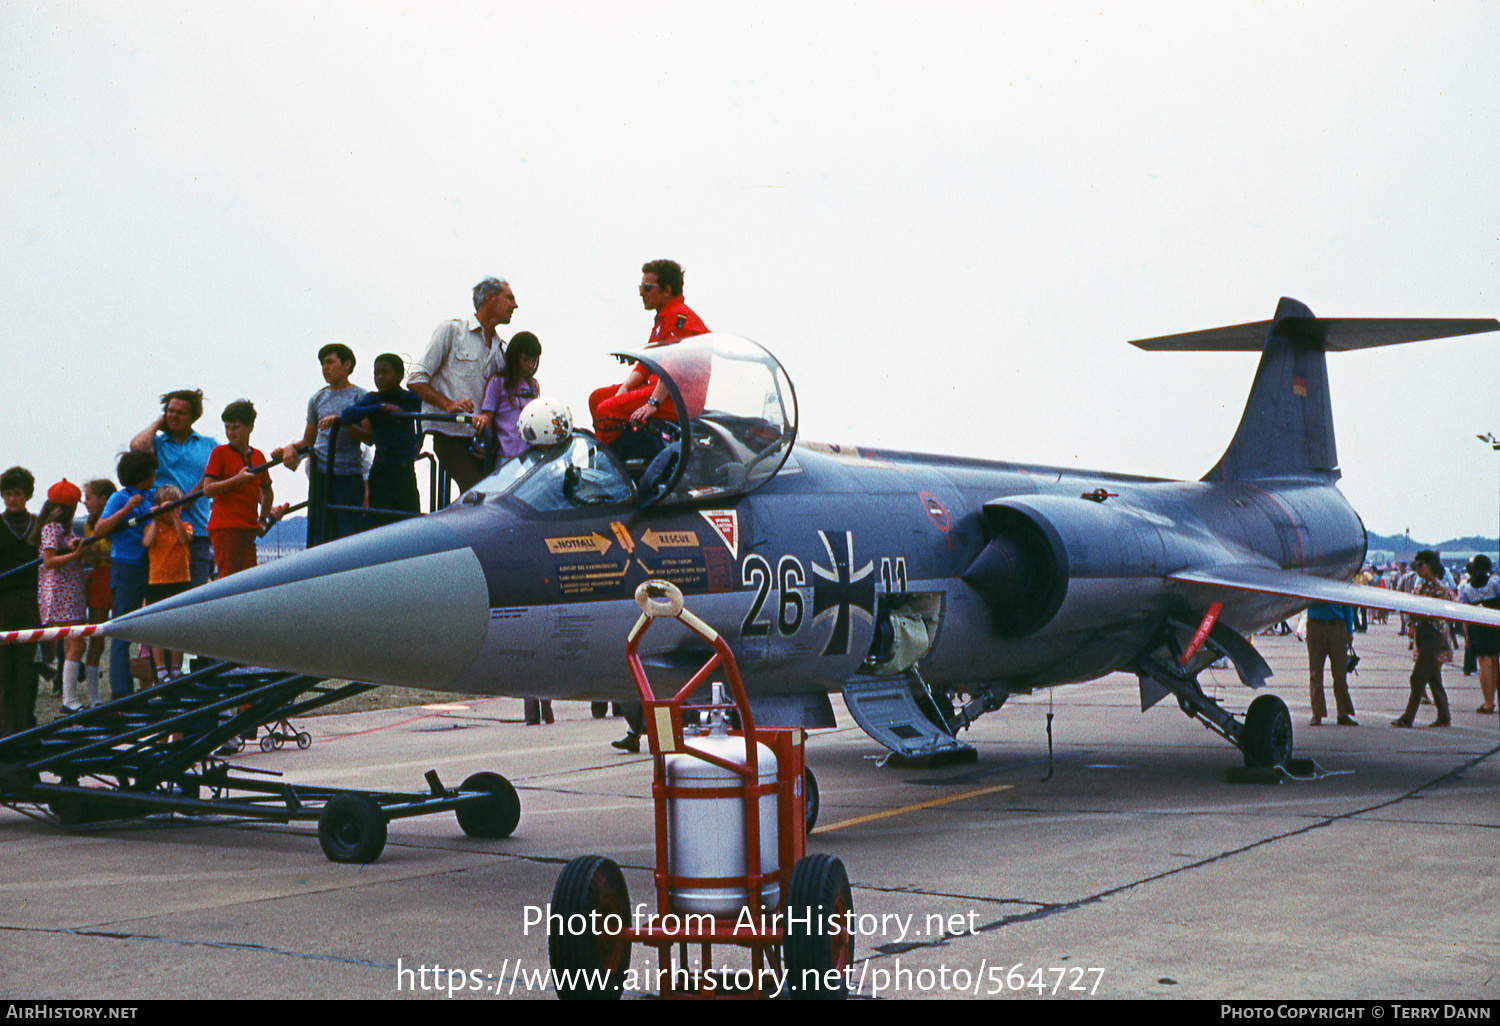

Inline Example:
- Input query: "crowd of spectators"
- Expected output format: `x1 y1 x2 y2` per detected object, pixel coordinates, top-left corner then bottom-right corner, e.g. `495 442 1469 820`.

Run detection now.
1 264 706 733
1299 554 1500 731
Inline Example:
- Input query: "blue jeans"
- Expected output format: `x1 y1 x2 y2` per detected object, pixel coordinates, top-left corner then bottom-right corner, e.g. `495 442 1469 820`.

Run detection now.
308 471 366 546
190 535 214 585
109 559 148 698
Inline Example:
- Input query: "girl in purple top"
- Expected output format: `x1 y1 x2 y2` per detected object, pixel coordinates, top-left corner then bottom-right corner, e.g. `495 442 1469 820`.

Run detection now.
480 331 550 726
482 332 542 462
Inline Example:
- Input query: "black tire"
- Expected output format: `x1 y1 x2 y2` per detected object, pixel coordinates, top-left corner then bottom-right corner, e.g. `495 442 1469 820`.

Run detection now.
785 853 854 999
260 734 275 753
1241 694 1293 769
804 767 820 834
318 795 388 863
296 732 312 750
164 779 199 801
455 772 521 839
50 795 101 827
549 855 632 1000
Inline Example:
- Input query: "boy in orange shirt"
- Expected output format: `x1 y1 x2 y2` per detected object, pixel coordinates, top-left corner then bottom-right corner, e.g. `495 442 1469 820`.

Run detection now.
142 484 192 682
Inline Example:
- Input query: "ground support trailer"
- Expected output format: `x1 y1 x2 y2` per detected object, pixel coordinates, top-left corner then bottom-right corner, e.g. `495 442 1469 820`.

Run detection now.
0 659 519 862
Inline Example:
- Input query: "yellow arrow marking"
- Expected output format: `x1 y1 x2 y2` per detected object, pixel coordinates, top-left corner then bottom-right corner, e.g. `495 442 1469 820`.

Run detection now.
545 532 612 555
641 529 699 551
811 784 1013 834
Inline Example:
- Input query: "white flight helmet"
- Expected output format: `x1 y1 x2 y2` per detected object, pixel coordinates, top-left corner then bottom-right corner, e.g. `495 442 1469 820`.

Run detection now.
518 397 573 447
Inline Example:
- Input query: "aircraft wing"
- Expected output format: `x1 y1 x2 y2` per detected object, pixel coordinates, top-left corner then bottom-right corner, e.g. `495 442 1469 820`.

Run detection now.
1168 565 1500 629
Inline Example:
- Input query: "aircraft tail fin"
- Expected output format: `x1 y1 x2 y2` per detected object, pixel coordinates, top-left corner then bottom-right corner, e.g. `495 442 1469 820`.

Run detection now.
1129 298 1498 483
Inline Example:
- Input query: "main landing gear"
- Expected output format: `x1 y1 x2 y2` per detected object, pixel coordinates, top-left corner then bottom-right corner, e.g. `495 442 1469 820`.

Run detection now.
1132 620 1304 778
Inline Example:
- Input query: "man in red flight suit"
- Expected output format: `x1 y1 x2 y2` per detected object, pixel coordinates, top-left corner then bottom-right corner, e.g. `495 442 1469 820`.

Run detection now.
592 259 709 752
589 259 709 444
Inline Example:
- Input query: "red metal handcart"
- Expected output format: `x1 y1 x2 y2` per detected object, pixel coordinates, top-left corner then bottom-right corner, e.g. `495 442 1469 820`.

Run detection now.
548 580 853 1000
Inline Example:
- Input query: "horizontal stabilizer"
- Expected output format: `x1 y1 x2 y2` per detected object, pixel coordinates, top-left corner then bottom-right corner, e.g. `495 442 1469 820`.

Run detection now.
1169 565 1500 629
1130 317 1498 352
1138 298 1500 483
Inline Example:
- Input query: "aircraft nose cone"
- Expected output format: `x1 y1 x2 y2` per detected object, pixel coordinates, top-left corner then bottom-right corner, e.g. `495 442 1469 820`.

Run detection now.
108 517 490 688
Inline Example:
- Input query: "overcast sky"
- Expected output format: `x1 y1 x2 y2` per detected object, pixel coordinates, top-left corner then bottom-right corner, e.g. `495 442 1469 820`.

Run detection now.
4 1 1498 541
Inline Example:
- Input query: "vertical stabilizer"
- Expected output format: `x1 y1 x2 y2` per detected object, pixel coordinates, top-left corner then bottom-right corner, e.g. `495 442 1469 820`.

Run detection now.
1130 299 1498 483
1206 297 1335 482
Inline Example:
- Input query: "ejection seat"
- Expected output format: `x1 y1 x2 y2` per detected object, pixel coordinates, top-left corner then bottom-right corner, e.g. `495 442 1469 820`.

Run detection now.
606 418 681 495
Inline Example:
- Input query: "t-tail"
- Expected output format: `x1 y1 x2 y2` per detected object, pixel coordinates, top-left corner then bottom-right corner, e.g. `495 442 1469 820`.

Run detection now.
1130 297 1499 483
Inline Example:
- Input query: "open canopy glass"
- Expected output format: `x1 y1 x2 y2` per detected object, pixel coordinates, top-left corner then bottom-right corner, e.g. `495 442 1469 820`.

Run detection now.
465 334 797 512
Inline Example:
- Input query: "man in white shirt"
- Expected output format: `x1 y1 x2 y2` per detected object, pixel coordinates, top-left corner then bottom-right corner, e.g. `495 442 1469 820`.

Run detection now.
408 277 517 493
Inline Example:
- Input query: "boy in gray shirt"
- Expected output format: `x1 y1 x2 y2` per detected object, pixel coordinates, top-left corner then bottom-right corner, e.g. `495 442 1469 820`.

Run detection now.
279 344 370 545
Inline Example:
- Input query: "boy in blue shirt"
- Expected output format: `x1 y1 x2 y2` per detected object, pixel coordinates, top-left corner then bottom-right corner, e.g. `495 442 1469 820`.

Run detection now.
95 451 157 698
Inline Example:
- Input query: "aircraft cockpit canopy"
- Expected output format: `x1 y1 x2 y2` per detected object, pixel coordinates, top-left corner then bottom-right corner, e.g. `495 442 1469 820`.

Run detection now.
461 334 796 514
469 434 635 513
615 333 798 507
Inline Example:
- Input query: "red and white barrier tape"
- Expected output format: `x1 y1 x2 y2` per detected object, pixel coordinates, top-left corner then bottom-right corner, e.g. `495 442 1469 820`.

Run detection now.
0 623 107 646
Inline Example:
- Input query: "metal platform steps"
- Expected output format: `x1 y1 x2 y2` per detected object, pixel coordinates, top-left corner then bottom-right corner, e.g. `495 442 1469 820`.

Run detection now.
0 660 519 862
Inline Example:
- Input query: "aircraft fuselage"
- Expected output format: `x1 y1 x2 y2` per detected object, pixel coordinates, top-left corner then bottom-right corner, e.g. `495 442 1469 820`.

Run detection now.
432 442 1364 701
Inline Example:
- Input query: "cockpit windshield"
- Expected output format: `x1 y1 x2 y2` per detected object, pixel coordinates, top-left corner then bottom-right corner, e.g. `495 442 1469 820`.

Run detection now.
465 434 634 513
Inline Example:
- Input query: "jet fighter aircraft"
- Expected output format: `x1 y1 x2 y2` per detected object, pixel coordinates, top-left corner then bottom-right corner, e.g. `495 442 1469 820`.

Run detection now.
108 298 1500 770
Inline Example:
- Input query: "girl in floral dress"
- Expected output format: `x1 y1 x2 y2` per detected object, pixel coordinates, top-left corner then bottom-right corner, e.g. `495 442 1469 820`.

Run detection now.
28 480 88 713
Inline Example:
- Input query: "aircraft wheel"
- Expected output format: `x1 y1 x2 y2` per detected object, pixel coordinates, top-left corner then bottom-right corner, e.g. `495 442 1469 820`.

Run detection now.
163 778 199 800
1241 694 1293 769
804 768 820 834
296 732 312 750
260 734 275 753
318 795 388 863
455 772 521 839
49 798 79 826
549 855 631 1000
785 853 853 999
50 795 99 827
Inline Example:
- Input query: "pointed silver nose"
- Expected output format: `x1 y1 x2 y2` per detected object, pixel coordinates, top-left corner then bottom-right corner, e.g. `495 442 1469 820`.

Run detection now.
108 517 489 688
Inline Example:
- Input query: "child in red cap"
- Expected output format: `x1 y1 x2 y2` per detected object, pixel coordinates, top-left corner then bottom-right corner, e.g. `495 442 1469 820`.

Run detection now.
27 480 88 712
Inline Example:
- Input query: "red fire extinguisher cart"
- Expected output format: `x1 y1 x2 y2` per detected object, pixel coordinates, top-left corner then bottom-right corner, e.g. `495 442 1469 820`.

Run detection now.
548 580 854 1000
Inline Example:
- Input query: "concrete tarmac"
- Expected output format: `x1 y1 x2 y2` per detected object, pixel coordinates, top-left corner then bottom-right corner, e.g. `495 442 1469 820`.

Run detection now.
2 622 1496 1000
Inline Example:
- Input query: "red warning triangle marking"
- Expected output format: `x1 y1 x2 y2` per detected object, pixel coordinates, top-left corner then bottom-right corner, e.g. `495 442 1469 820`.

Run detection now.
698 510 738 559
